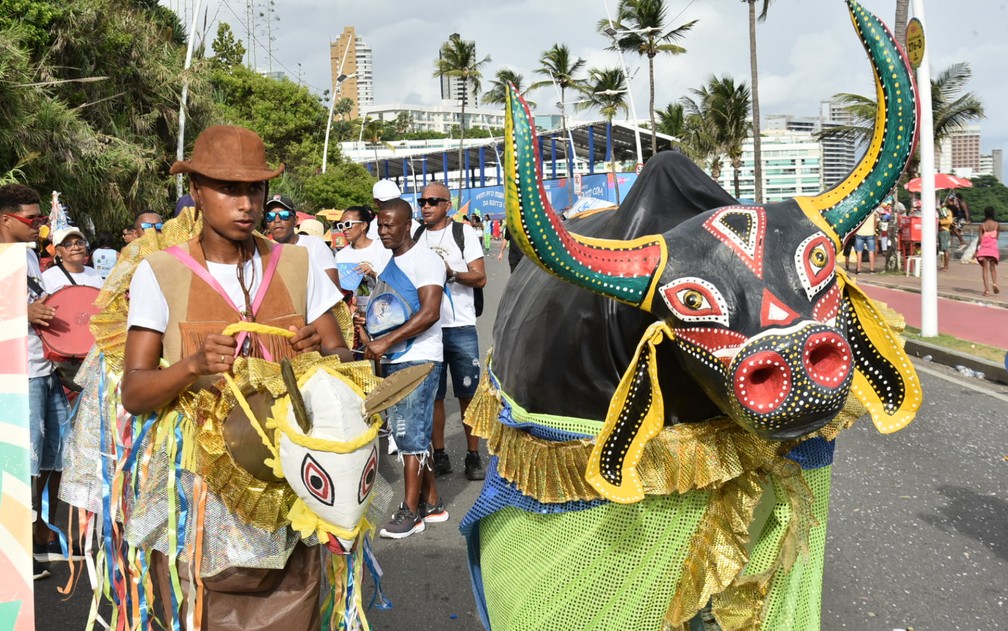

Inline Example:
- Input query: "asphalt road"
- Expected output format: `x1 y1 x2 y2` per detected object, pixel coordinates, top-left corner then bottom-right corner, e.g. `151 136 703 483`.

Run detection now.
35 249 1008 630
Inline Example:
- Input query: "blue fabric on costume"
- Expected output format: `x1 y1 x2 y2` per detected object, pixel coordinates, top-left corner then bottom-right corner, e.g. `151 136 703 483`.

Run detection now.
785 436 835 469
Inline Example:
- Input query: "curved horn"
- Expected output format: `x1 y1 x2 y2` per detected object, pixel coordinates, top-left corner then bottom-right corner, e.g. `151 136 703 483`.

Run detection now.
797 0 919 243
503 84 667 310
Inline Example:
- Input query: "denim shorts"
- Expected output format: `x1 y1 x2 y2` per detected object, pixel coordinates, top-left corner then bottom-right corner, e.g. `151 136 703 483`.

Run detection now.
436 325 481 400
854 235 875 253
29 373 70 476
385 360 441 455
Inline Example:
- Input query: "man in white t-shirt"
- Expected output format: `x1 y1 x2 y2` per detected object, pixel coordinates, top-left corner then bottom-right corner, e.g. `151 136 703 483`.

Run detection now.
0 184 71 581
364 198 448 539
414 182 487 481
265 194 339 286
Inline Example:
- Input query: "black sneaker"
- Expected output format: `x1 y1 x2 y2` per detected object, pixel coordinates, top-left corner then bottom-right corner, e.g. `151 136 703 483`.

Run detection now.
34 539 85 562
33 558 50 581
464 452 486 481
379 503 426 539
419 499 450 524
433 451 452 476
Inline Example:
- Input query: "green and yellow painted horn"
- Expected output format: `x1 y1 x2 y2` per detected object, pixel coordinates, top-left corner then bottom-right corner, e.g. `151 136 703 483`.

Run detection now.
503 84 668 311
797 0 919 246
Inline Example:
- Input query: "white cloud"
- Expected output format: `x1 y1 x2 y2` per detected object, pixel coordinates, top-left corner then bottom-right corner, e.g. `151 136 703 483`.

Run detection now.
175 0 1008 152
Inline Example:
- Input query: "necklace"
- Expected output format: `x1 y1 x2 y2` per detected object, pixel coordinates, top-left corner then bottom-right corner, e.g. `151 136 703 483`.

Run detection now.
426 225 450 258
235 242 256 321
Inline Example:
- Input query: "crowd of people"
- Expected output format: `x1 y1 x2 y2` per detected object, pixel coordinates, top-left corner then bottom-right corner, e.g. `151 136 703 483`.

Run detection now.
6 124 506 609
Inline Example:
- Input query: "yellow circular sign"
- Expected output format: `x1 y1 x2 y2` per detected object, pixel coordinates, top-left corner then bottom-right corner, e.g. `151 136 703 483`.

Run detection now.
906 18 925 68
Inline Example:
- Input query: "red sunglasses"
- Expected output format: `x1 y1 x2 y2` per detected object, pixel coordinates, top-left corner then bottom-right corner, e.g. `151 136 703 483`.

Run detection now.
4 212 47 228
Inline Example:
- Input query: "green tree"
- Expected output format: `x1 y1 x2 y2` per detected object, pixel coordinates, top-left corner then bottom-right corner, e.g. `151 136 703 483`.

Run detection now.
576 67 629 200
682 75 751 197
959 175 1008 222
743 0 772 203
530 44 586 148
211 22 246 69
483 67 535 108
433 33 491 189
300 161 376 211
333 97 354 121
393 111 413 135
599 0 697 157
0 0 210 234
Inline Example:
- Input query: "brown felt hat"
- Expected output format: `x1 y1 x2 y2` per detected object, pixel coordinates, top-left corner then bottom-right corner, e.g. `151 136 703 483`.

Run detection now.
170 125 284 182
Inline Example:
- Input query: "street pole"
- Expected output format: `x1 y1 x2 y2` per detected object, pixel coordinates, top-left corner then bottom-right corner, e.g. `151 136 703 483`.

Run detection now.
322 43 352 174
601 0 643 168
175 0 203 198
912 0 938 337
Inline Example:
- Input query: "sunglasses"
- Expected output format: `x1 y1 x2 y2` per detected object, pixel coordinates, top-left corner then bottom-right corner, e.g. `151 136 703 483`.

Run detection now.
417 197 449 207
335 220 365 231
5 213 47 228
58 239 87 249
266 210 294 222
140 222 164 231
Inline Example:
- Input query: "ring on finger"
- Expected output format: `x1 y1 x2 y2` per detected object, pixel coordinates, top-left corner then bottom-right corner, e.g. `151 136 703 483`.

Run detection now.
220 354 225 363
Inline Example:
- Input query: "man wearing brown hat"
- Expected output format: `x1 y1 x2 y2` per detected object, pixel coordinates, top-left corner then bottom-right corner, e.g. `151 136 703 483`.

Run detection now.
61 125 352 630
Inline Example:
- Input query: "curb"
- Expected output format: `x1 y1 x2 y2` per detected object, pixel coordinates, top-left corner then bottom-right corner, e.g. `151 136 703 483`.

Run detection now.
860 278 1007 310
903 338 1008 386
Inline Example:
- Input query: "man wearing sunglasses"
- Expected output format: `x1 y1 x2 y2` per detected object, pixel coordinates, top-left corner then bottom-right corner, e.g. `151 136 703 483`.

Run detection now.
414 182 487 481
0 184 71 581
128 211 165 243
265 194 340 287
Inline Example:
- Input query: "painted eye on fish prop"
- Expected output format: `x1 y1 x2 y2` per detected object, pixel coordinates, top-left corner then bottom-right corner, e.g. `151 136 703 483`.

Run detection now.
301 453 335 507
659 277 729 327
358 446 378 505
795 234 836 300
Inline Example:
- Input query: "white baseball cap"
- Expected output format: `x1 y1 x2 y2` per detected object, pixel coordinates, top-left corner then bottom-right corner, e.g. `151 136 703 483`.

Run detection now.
52 227 86 246
296 218 325 238
372 179 401 202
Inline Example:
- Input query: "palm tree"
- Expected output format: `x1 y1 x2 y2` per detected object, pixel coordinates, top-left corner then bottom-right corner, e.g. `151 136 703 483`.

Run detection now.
434 33 491 189
894 0 910 49
576 67 630 201
743 0 773 203
530 44 587 146
680 76 751 195
599 0 697 157
483 68 536 108
363 118 384 172
815 62 985 177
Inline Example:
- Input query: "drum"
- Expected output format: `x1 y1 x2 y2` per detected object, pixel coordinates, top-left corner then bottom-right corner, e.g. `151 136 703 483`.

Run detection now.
38 285 100 361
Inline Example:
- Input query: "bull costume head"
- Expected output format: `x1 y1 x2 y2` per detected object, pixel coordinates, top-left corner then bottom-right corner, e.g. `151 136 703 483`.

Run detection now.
501 0 922 503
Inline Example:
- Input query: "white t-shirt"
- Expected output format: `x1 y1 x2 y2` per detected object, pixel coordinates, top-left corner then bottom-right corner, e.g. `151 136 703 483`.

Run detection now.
415 222 483 328
127 246 340 337
380 245 444 365
292 235 336 273
91 248 118 280
334 239 391 295
26 249 52 378
42 265 104 293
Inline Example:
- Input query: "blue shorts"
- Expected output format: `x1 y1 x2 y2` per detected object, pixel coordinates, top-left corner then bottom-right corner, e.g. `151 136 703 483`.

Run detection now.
29 373 70 476
385 360 441 455
436 325 481 400
854 235 875 253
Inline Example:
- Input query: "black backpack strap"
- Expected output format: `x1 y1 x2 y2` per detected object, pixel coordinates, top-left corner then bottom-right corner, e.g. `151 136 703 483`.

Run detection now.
57 261 78 286
412 224 426 241
451 221 466 252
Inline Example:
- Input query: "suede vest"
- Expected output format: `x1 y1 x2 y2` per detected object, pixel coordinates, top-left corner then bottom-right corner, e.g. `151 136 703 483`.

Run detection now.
145 236 308 366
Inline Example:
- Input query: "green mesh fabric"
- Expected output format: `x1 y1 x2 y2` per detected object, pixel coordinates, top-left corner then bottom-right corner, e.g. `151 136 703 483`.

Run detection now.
480 493 710 631
746 466 832 630
500 387 605 437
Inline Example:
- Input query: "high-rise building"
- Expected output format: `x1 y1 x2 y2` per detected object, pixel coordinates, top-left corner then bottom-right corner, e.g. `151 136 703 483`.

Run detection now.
818 99 858 189
438 33 480 108
330 27 374 120
947 125 981 173
712 129 823 203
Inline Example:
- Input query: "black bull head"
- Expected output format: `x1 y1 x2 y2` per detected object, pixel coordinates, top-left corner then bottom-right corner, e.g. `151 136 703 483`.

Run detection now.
495 0 923 503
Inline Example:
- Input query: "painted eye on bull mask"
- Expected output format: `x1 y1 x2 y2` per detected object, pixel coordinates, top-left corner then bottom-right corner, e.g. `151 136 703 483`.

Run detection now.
659 277 729 327
795 234 836 300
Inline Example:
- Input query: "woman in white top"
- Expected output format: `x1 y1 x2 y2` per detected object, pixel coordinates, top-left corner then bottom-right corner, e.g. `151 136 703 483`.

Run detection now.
334 206 391 296
42 228 104 292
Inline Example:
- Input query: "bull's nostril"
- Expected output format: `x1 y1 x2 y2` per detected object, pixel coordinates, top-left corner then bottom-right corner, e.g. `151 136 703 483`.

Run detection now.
734 351 791 414
803 332 852 388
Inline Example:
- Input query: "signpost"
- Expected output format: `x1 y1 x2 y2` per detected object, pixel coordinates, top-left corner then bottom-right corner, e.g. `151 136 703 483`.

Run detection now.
906 18 925 69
